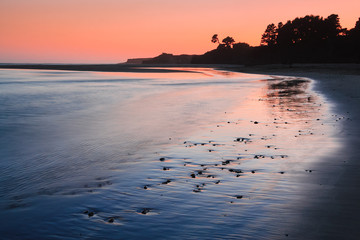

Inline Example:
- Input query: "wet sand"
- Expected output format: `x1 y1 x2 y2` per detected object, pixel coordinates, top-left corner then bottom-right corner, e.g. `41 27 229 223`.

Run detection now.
226 64 360 239
1 64 359 239
4 68 321 239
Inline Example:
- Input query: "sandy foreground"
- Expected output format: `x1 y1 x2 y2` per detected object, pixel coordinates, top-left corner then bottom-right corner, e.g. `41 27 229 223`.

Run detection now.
1 63 359 239
225 64 360 239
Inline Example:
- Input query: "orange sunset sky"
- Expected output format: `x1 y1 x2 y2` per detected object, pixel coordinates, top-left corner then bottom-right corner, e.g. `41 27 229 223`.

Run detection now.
1 0 359 63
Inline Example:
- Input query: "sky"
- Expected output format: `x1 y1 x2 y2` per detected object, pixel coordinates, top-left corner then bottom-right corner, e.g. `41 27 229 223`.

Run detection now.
1 0 360 63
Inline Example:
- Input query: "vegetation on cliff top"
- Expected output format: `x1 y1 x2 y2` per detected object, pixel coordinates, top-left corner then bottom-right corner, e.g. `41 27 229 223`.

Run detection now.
191 14 360 65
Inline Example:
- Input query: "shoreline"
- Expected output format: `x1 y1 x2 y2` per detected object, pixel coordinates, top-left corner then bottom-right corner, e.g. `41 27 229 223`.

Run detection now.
0 62 359 73
234 66 360 239
221 64 360 239
1 63 359 238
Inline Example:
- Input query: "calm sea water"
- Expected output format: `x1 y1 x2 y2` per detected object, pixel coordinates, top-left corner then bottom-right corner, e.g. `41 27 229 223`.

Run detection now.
0 68 338 239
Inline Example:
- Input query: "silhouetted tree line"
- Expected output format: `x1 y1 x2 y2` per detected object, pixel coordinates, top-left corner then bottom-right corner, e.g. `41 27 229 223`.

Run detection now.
192 14 360 65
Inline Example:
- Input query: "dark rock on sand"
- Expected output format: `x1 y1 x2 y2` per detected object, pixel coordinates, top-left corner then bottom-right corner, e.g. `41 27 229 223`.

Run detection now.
162 179 172 184
141 208 151 215
222 160 231 165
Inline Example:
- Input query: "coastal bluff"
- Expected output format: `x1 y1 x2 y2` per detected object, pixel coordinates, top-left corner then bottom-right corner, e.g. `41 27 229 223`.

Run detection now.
126 53 197 64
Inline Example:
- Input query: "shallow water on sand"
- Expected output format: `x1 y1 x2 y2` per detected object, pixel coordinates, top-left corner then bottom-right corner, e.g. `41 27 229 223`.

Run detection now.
0 68 339 239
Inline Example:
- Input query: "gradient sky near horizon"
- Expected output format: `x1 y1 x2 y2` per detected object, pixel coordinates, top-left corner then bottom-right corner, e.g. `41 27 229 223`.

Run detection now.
1 0 360 63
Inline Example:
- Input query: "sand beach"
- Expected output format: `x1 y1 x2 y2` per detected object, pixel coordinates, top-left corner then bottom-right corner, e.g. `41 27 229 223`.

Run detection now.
0 64 359 239
227 64 360 239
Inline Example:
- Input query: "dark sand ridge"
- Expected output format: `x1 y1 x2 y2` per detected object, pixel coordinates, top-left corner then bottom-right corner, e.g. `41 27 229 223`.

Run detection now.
1 63 359 238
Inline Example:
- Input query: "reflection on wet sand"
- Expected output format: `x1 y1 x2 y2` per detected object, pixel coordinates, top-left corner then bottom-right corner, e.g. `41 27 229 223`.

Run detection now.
265 77 317 117
79 72 339 238
96 67 243 80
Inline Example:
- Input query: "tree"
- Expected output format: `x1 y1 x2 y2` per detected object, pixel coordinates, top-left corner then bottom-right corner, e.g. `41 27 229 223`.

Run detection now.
348 17 360 35
290 15 326 44
276 15 338 46
348 18 360 56
222 36 235 48
276 20 294 47
278 22 284 29
355 18 360 30
211 34 220 44
261 23 278 46
325 14 343 38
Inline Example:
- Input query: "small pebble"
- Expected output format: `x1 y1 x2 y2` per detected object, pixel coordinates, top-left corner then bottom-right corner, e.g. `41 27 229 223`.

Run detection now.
141 208 150 215
162 179 171 184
